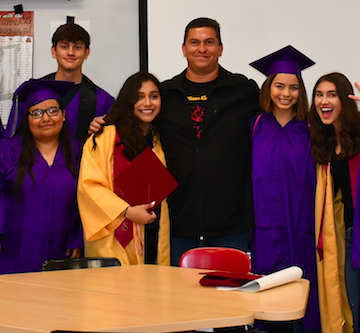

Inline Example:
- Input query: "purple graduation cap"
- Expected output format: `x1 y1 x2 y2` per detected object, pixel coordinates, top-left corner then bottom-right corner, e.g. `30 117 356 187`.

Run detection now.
16 79 74 109
10 79 74 136
249 45 315 76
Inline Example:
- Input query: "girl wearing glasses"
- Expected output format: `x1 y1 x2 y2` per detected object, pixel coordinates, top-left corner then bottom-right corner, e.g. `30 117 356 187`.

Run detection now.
0 79 83 274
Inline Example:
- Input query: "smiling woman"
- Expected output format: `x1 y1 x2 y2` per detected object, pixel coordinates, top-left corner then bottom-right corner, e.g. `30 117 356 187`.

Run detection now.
133 80 161 135
78 72 171 266
0 79 83 274
28 100 66 157
314 81 342 132
309 72 360 332
249 46 320 332
269 73 299 125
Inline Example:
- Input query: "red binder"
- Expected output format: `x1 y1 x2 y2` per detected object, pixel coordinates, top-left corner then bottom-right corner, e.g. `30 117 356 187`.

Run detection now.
114 147 178 211
199 271 263 287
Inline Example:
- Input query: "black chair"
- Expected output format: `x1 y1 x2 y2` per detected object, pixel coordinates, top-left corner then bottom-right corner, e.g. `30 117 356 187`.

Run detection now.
51 330 136 333
51 331 92 333
50 331 124 333
42 257 121 271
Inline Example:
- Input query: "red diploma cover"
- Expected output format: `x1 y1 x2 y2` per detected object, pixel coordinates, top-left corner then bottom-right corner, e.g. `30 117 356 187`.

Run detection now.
199 270 263 287
113 133 177 250
114 146 178 210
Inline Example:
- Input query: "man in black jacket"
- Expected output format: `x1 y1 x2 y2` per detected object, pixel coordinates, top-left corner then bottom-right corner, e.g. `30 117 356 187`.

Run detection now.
159 18 261 265
88 18 260 265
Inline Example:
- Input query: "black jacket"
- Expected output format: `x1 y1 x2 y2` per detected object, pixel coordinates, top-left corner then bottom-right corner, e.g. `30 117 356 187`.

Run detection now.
159 66 261 239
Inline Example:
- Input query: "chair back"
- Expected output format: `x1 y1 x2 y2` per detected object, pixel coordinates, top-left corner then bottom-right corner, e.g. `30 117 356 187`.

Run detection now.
42 257 121 271
179 247 251 274
51 331 124 333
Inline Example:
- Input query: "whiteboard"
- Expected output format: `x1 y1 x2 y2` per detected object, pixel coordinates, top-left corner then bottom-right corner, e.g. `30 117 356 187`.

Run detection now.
148 0 360 99
0 0 140 98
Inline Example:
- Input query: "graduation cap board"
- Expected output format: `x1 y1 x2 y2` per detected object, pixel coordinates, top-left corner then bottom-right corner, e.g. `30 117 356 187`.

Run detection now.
10 79 74 136
114 147 178 211
16 79 74 110
249 45 315 76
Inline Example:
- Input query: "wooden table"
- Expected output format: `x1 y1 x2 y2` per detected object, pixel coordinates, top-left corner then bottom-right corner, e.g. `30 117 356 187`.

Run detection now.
0 265 309 333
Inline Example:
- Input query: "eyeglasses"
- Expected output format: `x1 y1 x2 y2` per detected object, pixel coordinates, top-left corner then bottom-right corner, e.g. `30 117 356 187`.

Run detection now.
28 107 61 119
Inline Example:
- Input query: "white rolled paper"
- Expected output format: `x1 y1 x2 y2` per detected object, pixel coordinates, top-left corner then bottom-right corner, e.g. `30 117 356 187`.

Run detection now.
218 266 303 293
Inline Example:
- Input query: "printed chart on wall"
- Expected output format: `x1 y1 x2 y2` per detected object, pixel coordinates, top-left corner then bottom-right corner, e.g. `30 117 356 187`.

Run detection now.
0 11 34 128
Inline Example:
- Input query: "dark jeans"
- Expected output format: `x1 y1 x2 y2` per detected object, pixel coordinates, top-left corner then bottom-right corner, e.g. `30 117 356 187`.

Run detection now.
171 232 249 266
345 226 359 333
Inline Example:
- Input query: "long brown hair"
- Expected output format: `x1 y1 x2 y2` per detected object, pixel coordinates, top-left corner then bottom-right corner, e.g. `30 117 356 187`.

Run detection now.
309 72 360 164
93 72 162 161
259 73 308 120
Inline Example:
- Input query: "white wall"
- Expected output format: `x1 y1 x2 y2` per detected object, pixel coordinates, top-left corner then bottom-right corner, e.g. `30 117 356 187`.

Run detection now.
2 0 359 101
148 0 360 99
0 0 139 98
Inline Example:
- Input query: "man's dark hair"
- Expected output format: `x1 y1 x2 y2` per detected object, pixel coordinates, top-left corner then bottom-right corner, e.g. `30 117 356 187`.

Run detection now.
183 17 222 45
52 23 90 49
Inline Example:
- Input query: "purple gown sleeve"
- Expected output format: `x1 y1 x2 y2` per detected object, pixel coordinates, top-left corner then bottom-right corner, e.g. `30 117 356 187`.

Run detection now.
95 87 114 116
0 142 5 234
66 139 84 250
66 219 84 250
0 138 17 235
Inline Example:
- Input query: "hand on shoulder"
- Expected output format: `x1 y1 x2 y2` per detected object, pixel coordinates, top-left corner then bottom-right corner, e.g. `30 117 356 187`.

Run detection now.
88 115 106 134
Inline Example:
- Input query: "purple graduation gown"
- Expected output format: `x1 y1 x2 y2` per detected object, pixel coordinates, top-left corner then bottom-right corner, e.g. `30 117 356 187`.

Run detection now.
0 136 83 274
4 74 114 141
251 112 320 331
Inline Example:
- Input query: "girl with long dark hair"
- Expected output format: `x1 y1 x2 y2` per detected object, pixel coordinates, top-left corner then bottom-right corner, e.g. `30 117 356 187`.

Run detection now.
250 46 320 332
78 72 170 265
0 79 83 274
309 72 360 333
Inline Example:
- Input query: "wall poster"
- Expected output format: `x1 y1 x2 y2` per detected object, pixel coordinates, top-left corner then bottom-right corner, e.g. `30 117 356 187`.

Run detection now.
0 11 34 128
